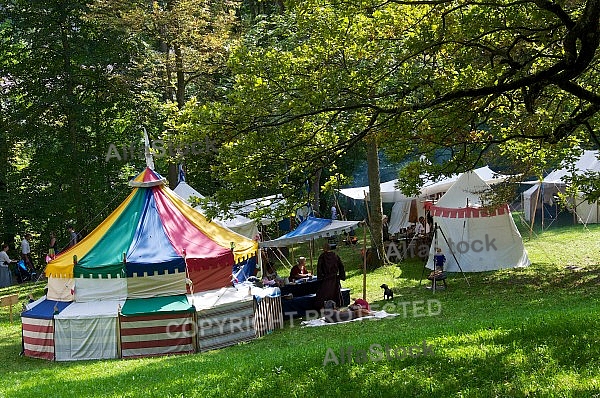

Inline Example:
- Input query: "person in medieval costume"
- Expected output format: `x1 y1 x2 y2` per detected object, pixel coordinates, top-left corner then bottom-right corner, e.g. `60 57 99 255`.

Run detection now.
315 241 346 310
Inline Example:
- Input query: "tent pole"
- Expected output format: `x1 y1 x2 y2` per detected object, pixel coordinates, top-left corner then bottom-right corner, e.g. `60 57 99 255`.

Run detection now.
541 183 545 230
362 222 367 301
362 191 370 301
572 193 577 225
309 238 314 275
291 244 295 267
530 182 541 239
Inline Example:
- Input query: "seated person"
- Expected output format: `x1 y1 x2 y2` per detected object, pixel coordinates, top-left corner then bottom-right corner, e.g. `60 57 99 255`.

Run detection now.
415 216 430 235
323 299 372 323
344 230 358 245
289 257 311 281
262 261 284 287
428 247 447 281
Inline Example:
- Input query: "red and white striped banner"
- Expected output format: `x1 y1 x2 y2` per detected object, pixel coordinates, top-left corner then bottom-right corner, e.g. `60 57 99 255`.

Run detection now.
22 317 55 360
431 204 509 218
119 313 195 358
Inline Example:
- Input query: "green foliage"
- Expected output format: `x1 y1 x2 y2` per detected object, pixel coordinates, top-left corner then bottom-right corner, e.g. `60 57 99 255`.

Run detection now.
179 0 600 214
1 0 239 253
2 0 157 257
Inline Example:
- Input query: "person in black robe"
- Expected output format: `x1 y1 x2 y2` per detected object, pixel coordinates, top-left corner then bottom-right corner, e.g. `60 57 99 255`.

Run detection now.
314 241 346 309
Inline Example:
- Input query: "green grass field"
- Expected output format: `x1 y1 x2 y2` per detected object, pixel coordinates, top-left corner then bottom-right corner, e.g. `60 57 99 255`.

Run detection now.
1 223 600 397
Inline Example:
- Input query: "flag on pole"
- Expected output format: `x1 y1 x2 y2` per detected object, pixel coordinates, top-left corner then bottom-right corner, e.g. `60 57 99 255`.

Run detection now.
178 164 186 183
143 127 155 170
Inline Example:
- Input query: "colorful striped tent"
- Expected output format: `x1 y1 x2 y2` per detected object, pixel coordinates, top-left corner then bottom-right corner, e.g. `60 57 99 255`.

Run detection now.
45 168 258 298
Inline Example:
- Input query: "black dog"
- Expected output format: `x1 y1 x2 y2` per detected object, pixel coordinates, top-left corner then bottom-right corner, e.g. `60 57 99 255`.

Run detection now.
380 284 394 301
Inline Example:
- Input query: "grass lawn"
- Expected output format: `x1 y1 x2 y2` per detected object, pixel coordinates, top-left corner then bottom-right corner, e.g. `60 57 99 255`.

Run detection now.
1 224 600 397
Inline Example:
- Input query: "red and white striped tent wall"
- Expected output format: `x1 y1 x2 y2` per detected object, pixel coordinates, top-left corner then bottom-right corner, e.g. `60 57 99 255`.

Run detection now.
119 295 196 358
21 298 71 360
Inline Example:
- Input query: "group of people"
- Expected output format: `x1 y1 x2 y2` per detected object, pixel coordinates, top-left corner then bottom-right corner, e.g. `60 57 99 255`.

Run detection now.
0 225 80 287
261 241 346 310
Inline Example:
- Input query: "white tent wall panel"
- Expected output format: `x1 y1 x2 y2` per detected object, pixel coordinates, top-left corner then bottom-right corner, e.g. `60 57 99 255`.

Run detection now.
74 278 127 302
427 213 530 272
229 222 260 240
47 277 75 302
54 301 123 361
575 195 600 224
389 201 411 235
55 317 119 361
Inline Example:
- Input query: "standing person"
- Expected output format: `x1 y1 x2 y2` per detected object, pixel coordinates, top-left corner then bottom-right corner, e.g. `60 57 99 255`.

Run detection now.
382 215 390 242
48 232 57 259
433 247 446 272
21 233 33 269
0 243 16 287
315 241 346 310
67 225 78 247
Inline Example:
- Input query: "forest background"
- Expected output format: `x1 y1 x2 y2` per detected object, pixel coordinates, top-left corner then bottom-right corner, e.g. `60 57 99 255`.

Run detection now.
2 0 600 266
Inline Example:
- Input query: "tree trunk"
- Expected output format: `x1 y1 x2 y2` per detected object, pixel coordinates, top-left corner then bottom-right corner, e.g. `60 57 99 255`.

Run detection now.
311 168 322 215
62 23 83 226
166 43 186 189
367 138 384 268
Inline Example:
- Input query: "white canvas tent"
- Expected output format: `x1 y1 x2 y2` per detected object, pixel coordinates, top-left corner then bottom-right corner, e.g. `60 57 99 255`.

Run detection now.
340 166 509 233
426 171 530 272
522 150 600 224
174 182 259 239
339 166 508 203
188 286 256 352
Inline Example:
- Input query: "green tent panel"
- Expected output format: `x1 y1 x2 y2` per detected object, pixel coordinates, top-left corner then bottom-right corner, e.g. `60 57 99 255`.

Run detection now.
120 294 194 317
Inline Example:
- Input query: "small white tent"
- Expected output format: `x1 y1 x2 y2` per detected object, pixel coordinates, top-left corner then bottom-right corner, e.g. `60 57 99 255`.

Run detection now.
522 150 600 224
174 182 259 239
427 171 530 272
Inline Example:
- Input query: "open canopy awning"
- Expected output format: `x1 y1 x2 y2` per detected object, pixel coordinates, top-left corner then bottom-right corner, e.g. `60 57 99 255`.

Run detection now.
259 216 362 247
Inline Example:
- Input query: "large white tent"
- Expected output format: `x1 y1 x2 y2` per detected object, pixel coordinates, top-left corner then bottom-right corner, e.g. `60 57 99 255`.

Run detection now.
174 182 260 239
522 150 600 224
426 171 530 272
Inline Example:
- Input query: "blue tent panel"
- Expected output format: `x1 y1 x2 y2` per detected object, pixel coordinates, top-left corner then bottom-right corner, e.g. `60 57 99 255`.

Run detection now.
125 190 187 276
282 217 332 238
21 300 72 319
